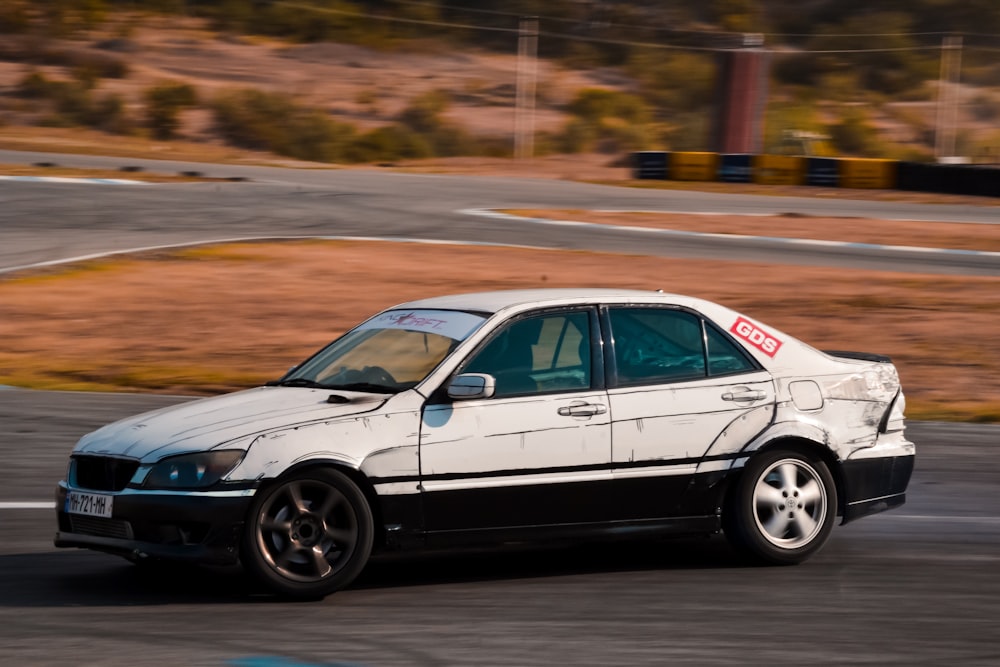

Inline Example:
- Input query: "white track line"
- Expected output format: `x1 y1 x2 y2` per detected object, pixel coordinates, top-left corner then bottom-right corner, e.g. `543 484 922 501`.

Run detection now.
0 235 541 275
0 502 55 510
0 175 142 185
459 208 1000 259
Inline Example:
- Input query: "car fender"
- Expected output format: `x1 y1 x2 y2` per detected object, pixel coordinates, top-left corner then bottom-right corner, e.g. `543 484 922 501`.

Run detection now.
228 406 422 488
694 402 777 475
699 417 836 477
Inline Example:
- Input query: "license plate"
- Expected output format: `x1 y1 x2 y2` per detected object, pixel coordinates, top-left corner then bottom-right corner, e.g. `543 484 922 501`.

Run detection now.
65 491 114 518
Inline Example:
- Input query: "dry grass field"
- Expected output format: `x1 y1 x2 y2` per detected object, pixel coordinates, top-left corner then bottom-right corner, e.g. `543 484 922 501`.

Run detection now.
1 234 997 422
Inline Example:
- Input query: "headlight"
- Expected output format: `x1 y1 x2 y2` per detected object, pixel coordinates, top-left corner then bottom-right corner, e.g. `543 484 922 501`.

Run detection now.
143 450 245 489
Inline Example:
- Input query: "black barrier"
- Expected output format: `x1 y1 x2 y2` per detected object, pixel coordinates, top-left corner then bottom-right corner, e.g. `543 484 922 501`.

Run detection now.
718 154 752 183
806 157 839 187
897 162 949 193
632 151 668 180
629 152 1000 198
897 162 1000 198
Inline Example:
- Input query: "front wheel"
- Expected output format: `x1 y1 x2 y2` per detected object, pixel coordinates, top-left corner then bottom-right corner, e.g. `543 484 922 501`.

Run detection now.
724 449 837 565
242 468 374 599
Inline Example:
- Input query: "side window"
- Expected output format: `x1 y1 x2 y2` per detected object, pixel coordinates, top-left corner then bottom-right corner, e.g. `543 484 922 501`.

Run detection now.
463 311 592 397
705 324 758 375
609 308 706 384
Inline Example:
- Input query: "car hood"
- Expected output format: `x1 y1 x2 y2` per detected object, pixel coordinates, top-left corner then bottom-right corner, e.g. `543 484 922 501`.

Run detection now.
73 387 388 461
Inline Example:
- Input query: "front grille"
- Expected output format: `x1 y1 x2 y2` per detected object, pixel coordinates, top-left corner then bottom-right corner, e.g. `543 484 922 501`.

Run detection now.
73 455 140 491
69 515 134 540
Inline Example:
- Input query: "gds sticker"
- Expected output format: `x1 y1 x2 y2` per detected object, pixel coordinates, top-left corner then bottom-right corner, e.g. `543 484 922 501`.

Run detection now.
730 317 783 358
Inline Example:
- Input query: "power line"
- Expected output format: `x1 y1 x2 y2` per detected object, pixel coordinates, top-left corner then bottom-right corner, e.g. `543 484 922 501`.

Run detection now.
770 46 945 55
273 2 982 55
389 0 736 37
536 29 737 53
275 1 519 35
538 28 945 55
388 0 993 41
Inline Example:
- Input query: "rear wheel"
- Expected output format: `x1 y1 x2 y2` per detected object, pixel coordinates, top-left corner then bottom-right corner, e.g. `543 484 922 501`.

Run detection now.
242 468 374 599
724 448 837 565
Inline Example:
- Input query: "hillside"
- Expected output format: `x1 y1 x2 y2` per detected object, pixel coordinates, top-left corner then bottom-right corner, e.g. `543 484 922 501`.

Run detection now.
1 2 999 164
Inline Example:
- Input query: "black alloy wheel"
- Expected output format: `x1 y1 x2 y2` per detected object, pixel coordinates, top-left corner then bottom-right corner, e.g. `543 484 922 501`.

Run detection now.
242 468 374 599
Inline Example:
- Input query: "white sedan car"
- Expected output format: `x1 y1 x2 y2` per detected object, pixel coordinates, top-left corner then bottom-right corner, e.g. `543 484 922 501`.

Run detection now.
56 289 915 598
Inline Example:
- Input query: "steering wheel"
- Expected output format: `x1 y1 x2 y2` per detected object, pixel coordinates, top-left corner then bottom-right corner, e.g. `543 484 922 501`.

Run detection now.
360 365 397 386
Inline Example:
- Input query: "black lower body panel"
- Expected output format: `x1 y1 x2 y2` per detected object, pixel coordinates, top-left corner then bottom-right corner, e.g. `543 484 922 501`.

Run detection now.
387 515 722 551
840 454 915 524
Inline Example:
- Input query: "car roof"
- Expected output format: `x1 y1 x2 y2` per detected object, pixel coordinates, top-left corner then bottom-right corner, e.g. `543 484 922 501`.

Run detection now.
387 289 847 376
392 288 706 315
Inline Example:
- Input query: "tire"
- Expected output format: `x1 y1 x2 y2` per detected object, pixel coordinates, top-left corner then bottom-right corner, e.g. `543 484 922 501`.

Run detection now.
723 448 837 565
242 468 374 599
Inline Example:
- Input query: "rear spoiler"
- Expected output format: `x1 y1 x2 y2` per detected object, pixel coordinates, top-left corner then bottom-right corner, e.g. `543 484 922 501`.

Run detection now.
822 350 892 363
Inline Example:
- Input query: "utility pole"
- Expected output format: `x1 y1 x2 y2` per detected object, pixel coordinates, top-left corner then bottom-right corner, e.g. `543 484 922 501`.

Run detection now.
514 17 539 160
934 35 963 163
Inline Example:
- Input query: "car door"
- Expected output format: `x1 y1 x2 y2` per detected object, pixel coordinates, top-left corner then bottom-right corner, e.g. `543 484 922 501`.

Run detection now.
604 306 776 518
419 307 613 533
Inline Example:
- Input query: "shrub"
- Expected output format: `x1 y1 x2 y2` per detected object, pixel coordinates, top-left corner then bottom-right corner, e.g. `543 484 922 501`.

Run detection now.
395 89 500 158
17 68 132 133
567 88 650 125
625 50 716 114
0 2 30 34
212 88 356 162
474 135 514 159
224 1 372 44
970 94 1000 123
557 88 657 153
762 101 827 153
36 49 129 79
212 89 291 151
349 125 433 162
280 109 357 163
602 117 657 153
776 13 933 98
93 93 132 134
145 81 198 140
969 130 1000 164
828 108 883 157
39 0 107 36
17 71 50 98
554 118 597 154
661 113 710 152
398 90 451 134
427 125 481 157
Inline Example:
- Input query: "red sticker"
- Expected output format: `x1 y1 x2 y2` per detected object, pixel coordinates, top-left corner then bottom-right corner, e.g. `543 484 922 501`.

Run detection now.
730 317 783 358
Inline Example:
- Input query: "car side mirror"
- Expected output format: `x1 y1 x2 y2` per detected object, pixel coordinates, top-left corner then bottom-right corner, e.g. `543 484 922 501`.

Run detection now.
447 373 496 400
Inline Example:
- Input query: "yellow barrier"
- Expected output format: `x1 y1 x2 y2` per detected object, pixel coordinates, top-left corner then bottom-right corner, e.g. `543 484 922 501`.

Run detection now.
669 152 719 181
839 158 897 189
753 155 805 185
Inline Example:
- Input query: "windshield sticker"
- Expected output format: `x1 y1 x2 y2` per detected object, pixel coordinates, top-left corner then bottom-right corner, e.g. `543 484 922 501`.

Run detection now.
730 317 783 357
358 309 486 341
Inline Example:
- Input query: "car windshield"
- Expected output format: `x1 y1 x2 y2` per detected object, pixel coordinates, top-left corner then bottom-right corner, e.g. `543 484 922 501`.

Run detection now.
276 309 487 394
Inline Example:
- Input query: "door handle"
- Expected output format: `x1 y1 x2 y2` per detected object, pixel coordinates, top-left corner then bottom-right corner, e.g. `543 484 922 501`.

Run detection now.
558 403 608 417
722 388 766 402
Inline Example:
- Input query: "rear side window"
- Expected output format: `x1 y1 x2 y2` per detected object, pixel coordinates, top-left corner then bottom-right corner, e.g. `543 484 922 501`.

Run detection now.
608 308 758 385
705 324 758 375
608 308 705 384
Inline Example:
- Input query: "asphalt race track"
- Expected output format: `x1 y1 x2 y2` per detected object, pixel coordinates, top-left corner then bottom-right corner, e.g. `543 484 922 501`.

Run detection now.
1 149 998 277
1 152 999 665
1 392 998 666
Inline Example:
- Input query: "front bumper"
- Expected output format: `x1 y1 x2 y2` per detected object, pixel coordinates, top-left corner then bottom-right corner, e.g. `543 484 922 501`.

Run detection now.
55 482 253 566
